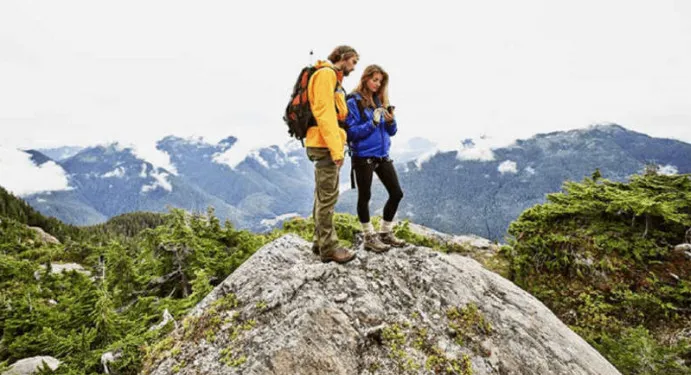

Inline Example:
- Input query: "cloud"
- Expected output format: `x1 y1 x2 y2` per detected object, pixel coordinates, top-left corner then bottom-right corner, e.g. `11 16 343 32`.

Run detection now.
3 1 691 163
658 164 678 175
498 160 518 174
126 141 178 175
457 145 496 161
413 150 441 170
0 145 72 196
453 137 506 162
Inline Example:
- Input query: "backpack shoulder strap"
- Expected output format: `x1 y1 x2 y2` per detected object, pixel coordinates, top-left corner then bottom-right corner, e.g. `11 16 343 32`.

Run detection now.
310 66 340 92
346 93 366 120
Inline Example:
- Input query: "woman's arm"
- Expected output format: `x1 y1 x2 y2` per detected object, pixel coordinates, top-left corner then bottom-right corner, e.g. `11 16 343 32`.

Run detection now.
345 99 377 142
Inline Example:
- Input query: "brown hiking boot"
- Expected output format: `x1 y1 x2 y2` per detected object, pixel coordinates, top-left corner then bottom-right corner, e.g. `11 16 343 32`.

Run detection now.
320 246 356 264
379 232 407 247
364 232 391 253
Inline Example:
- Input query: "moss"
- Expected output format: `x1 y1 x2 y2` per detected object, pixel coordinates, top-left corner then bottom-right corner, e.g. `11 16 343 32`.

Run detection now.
183 293 240 342
204 329 216 343
217 312 256 369
425 350 473 375
211 293 239 311
446 303 493 357
367 361 380 373
219 347 247 368
149 336 174 359
380 311 480 375
255 300 267 311
171 360 186 373
382 323 414 371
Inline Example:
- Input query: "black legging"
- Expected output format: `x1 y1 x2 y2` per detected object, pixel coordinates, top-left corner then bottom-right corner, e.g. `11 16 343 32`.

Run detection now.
352 156 404 223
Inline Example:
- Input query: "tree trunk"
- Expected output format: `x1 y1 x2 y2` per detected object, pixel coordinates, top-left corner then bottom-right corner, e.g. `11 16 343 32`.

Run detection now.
642 214 651 238
175 249 190 298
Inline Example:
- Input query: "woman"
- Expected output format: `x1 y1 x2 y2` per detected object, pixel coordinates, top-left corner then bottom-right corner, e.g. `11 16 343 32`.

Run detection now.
345 64 406 253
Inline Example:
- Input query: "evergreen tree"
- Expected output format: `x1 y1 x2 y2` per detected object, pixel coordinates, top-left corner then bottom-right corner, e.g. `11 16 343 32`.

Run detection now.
505 172 691 373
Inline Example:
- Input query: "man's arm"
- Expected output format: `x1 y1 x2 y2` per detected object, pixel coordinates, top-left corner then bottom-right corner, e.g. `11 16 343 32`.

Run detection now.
311 69 345 162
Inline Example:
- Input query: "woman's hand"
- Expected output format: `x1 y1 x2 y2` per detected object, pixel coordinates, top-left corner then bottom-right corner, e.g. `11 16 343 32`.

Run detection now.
373 108 387 125
383 110 394 124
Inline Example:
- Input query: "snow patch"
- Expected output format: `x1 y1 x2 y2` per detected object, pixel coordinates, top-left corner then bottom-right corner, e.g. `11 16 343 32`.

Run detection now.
260 213 300 228
280 139 303 154
141 169 173 193
116 140 178 176
102 167 126 178
213 138 256 170
249 151 270 168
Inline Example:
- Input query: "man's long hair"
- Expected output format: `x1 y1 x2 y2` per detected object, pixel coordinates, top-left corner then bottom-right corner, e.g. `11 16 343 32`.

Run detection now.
327 45 358 64
352 64 390 109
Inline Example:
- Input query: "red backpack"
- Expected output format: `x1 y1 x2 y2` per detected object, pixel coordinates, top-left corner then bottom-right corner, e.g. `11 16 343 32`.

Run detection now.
283 65 337 145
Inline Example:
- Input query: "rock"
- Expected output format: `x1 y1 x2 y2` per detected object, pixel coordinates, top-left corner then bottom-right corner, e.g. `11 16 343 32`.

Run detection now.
334 293 348 303
672 243 691 260
408 222 497 252
673 243 691 260
148 308 177 331
101 350 123 374
2 356 60 375
146 234 621 375
34 263 91 280
27 227 60 245
674 243 691 253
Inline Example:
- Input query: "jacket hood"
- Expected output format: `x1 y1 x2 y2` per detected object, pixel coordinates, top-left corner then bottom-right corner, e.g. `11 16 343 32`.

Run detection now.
314 60 343 82
314 60 334 69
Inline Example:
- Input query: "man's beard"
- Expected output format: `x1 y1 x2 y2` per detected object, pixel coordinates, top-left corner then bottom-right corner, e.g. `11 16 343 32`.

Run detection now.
343 69 352 77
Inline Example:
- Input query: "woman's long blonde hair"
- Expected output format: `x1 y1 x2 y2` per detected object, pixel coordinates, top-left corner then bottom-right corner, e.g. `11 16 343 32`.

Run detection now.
352 64 389 109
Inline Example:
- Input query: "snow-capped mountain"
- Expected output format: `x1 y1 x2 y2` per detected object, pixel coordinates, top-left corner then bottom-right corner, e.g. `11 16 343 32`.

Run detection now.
35 146 84 162
12 124 691 239
336 124 691 240
24 143 248 227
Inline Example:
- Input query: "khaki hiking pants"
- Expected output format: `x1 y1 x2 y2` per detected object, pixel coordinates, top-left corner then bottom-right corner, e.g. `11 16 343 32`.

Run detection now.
307 147 340 253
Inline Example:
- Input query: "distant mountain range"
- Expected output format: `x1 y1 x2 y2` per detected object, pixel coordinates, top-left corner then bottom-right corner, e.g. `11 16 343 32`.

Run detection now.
336 124 691 240
10 124 691 239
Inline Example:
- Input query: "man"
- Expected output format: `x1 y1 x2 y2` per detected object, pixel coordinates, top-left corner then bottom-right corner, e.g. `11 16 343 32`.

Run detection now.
306 45 359 264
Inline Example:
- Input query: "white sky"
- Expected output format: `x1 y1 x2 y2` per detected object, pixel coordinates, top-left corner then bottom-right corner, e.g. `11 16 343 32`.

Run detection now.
1 0 691 167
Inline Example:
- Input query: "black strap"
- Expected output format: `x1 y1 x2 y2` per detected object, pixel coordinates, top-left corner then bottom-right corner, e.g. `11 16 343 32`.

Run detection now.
346 93 368 121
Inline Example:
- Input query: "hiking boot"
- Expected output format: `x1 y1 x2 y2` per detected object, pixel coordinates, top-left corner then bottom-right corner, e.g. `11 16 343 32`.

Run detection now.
379 232 407 247
311 243 320 256
320 246 356 264
363 232 391 253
